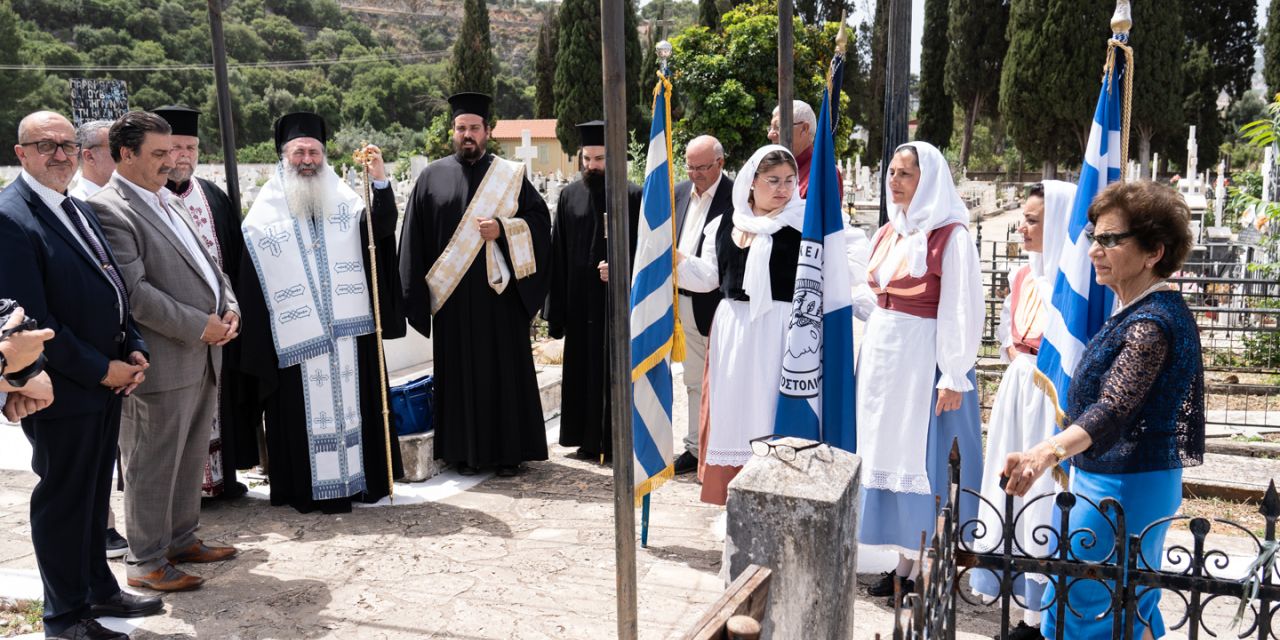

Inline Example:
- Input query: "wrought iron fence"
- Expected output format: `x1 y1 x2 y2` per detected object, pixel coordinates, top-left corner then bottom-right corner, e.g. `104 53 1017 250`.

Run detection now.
892 445 1280 640
973 225 1280 432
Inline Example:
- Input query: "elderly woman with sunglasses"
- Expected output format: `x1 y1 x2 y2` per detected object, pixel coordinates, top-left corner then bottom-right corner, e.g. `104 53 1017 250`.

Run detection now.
1003 180 1204 639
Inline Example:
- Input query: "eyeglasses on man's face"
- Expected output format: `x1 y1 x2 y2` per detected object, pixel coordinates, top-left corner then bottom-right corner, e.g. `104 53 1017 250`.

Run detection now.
683 160 720 174
1085 229 1135 249
20 140 80 157
749 434 824 462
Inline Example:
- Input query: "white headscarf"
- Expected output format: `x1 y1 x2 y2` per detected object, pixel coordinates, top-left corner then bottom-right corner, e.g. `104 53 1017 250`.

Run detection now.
730 144 807 320
1031 180 1077 286
885 141 969 278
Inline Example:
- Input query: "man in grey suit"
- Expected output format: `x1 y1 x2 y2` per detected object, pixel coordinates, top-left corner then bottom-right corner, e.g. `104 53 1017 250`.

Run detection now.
671 135 732 476
90 111 239 592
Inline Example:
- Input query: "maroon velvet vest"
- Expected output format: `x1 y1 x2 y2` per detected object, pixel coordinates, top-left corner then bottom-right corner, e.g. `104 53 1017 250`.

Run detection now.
866 222 962 319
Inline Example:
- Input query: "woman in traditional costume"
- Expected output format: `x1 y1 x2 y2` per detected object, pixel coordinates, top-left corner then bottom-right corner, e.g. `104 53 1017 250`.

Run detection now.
855 141 984 602
676 145 805 505
969 181 1075 639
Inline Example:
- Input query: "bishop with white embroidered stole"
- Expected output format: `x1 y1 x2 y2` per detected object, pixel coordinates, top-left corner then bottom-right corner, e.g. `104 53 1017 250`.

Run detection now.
238 112 404 513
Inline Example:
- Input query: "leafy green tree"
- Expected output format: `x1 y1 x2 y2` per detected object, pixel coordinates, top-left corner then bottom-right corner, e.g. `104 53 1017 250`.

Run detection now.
945 0 1007 168
533 8 557 118
1129 0 1183 178
552 0 644 153
698 0 718 30
1185 0 1257 100
1182 44 1222 170
223 21 265 61
253 15 306 61
913 0 950 150
1266 0 1280 99
865 0 888 167
449 0 495 96
1001 0 1109 174
495 72 534 118
669 0 851 167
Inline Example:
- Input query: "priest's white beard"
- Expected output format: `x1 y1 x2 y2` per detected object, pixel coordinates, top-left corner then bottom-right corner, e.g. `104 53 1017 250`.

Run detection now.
281 160 335 223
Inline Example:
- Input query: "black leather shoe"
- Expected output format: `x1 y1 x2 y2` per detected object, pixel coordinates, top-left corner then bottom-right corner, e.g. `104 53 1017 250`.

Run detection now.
867 571 908 597
104 528 128 559
90 590 163 618
455 463 478 476
222 481 249 499
48 618 130 639
885 578 915 607
1000 621 1042 640
673 451 698 475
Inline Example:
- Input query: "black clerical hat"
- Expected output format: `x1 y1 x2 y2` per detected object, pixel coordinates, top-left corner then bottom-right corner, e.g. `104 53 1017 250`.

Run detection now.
447 92 492 120
152 105 199 137
576 120 605 147
273 112 328 152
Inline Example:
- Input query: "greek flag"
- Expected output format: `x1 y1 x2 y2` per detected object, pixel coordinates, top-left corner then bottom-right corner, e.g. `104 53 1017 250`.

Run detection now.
772 81 857 452
1035 39 1124 414
629 75 678 500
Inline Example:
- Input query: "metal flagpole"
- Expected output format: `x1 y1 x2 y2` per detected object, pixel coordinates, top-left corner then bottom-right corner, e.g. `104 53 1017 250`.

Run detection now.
599 0 638 637
778 0 795 150
879 0 911 226
206 0 241 214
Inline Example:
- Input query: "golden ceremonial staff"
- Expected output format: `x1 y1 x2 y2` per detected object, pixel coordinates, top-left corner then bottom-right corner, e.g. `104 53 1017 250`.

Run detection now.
353 142 395 504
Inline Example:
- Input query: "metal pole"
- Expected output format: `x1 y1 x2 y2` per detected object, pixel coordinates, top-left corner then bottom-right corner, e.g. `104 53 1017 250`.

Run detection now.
207 0 241 214
599 0 638 638
879 0 911 226
778 0 795 150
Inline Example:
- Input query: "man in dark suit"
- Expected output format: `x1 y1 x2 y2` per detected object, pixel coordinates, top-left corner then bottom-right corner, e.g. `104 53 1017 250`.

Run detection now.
671 135 732 476
0 111 162 640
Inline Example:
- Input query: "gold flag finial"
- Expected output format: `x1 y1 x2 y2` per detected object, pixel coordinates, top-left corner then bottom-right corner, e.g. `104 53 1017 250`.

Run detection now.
1110 0 1132 35
835 11 848 55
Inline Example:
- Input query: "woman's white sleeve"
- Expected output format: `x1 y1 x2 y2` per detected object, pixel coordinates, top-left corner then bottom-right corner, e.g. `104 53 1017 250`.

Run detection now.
675 215 722 293
996 292 1013 364
935 226 983 392
845 225 879 321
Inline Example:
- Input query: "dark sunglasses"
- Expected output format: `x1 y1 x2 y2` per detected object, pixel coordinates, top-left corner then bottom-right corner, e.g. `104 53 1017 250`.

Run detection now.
1085 229 1135 249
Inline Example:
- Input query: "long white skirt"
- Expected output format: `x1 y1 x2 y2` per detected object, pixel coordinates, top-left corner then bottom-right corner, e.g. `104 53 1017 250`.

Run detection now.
704 298 792 467
970 353 1060 605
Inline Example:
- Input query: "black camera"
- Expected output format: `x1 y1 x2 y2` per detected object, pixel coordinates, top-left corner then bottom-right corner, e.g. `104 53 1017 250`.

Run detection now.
0 298 45 387
0 299 37 339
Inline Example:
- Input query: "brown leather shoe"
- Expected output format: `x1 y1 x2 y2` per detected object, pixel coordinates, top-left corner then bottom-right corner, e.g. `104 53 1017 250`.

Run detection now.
167 541 237 564
126 564 204 592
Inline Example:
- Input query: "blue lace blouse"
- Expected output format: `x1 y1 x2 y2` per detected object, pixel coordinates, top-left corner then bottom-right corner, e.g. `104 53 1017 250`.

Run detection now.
1066 289 1205 474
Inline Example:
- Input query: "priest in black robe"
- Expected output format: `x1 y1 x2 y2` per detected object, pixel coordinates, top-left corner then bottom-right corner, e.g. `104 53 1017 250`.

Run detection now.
544 121 641 462
398 92 552 477
236 112 404 514
153 105 253 500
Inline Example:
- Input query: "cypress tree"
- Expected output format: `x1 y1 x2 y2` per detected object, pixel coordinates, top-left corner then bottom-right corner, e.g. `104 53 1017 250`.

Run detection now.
1185 0 1258 100
914 0 951 150
534 9 558 118
624 0 645 141
448 0 495 98
554 0 601 153
1183 44 1222 171
552 0 643 153
945 0 1007 168
699 0 719 30
1129 0 1183 178
865 0 888 168
1266 0 1280 99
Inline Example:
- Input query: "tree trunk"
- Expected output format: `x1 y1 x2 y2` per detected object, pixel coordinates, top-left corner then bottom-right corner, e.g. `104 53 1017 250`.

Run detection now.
1042 160 1057 179
959 94 981 170
1138 125 1152 179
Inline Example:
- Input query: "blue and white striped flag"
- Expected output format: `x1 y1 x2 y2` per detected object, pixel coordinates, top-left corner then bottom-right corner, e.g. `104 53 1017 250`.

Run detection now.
1035 39 1125 415
629 75 680 501
772 79 857 452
